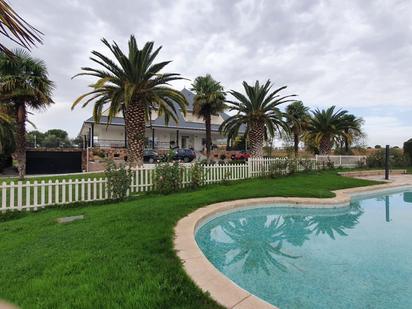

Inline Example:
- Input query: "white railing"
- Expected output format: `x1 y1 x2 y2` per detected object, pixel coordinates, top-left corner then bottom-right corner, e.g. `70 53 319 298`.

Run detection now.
315 155 366 168
0 156 362 212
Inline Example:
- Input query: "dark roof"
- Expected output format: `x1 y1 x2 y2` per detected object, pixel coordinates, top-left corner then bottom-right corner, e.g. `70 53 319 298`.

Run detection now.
84 89 245 133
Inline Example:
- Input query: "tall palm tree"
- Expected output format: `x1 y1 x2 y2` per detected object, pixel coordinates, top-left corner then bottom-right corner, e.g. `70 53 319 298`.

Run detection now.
285 101 310 157
0 0 42 55
191 74 226 159
305 106 348 155
220 80 296 157
0 103 14 154
340 114 364 153
0 49 54 178
72 36 188 167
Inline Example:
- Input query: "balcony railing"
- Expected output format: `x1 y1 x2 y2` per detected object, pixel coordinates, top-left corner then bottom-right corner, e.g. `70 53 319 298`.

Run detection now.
93 140 126 148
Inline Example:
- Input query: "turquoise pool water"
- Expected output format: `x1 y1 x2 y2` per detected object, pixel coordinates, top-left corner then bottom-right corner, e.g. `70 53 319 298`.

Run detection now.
195 189 412 309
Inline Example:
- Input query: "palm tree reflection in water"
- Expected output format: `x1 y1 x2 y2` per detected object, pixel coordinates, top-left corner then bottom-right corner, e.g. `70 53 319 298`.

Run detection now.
210 204 363 274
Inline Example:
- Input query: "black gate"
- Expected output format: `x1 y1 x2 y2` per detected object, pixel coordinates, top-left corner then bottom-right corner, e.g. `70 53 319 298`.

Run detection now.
26 150 82 175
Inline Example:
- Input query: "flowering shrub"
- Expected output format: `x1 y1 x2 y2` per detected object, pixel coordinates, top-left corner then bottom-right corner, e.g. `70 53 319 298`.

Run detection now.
189 161 206 189
153 162 182 194
104 160 133 200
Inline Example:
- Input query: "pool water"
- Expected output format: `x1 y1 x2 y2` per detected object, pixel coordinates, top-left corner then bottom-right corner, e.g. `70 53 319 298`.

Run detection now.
195 190 412 309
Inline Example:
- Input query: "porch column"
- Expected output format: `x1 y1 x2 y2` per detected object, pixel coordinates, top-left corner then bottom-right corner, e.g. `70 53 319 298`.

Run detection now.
91 123 94 147
176 130 179 148
124 125 127 148
152 128 155 149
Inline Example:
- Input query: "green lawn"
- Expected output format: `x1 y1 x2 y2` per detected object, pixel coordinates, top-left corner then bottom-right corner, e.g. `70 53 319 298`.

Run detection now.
0 171 379 309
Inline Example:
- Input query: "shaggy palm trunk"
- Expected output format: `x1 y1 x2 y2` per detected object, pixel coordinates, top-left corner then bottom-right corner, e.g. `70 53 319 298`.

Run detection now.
205 114 212 159
249 121 265 157
344 137 349 153
293 132 299 158
344 129 350 153
15 102 26 179
319 136 332 155
124 102 145 167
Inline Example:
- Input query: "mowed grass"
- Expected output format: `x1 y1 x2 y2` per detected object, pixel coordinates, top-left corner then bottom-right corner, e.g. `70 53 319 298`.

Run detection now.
0 171 379 309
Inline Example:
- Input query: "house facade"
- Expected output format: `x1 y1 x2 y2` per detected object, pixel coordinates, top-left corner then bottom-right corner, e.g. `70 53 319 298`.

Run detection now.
79 88 241 152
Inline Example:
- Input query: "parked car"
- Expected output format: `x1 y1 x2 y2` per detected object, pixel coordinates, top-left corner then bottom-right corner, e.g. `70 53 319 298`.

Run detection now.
231 151 251 161
143 149 159 163
172 148 196 162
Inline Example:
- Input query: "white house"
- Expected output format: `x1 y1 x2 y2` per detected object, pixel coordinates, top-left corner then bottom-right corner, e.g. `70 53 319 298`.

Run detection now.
79 88 244 152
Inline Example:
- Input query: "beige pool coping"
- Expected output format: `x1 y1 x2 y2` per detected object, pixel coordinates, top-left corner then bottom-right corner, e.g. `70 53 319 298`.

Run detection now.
174 174 412 309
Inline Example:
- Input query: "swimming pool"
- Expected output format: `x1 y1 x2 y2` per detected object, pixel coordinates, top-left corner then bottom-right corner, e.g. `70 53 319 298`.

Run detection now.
195 189 412 309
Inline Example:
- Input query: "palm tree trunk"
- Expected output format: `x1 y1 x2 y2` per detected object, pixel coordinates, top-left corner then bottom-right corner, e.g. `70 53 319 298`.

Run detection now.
344 137 349 153
124 102 145 167
249 121 264 157
15 102 26 179
319 137 331 155
293 132 299 158
205 114 212 159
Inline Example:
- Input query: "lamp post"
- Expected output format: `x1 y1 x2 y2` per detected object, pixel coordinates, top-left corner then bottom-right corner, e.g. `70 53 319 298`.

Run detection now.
385 145 389 180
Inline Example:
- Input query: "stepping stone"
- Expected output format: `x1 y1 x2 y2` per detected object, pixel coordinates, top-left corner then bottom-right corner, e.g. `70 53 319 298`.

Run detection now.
56 215 84 224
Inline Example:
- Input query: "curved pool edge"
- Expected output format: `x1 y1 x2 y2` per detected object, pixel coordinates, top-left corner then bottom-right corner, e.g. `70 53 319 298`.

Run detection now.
174 176 412 309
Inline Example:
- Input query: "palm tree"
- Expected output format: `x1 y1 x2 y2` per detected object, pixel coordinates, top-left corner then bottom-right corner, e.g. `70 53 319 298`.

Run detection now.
285 101 310 157
305 106 348 155
72 36 188 167
0 103 14 154
0 49 54 178
220 80 296 157
340 114 364 153
191 74 226 159
0 0 42 55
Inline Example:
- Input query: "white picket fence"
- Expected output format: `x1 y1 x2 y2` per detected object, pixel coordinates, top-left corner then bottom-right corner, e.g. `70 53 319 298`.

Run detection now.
0 156 361 212
315 155 366 168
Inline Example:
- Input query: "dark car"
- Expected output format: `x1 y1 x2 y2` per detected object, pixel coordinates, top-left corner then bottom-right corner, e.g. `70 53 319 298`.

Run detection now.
143 149 159 163
173 148 196 162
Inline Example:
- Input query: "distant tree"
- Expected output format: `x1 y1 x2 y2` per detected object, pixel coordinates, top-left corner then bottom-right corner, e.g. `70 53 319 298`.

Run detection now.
285 101 310 157
27 130 44 147
340 114 364 153
305 106 348 155
45 129 68 139
375 145 382 149
220 80 295 157
191 74 226 159
0 49 54 179
72 35 187 167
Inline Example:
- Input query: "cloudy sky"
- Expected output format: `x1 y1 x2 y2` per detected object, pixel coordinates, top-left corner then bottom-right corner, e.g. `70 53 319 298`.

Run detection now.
8 0 412 147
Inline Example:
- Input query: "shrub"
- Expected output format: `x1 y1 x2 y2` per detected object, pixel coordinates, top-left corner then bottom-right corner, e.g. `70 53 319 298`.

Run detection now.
326 158 335 169
189 162 205 189
266 160 288 178
298 159 315 172
104 160 133 201
366 148 410 168
404 139 412 162
287 159 298 175
357 159 366 169
153 162 182 194
221 171 232 185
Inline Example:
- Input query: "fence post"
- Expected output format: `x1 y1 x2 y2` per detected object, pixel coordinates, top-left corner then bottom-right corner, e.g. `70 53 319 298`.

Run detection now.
248 158 252 178
1 182 6 212
17 181 22 211
339 156 342 167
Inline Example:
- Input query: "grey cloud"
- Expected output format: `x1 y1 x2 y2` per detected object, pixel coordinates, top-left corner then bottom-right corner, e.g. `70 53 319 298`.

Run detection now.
7 0 412 147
